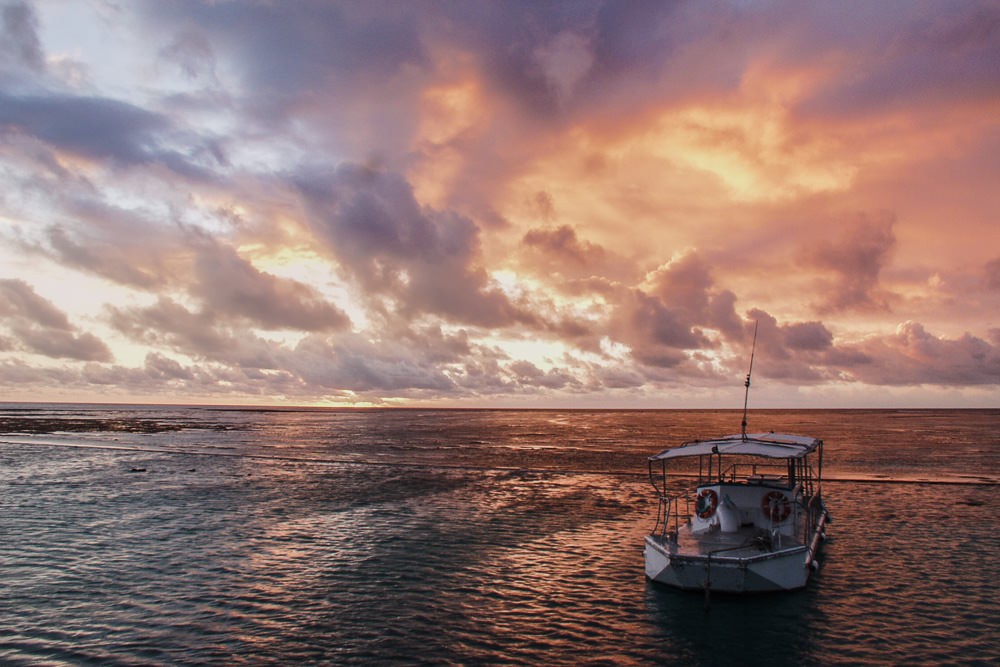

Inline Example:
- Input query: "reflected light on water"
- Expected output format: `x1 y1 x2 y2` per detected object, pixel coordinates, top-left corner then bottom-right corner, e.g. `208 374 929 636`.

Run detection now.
0 405 996 664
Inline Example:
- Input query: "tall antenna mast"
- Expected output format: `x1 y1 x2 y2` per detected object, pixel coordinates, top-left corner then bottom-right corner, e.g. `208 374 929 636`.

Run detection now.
741 320 759 441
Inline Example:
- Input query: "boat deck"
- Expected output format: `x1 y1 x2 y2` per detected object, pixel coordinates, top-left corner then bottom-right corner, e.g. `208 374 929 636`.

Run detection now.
652 524 807 559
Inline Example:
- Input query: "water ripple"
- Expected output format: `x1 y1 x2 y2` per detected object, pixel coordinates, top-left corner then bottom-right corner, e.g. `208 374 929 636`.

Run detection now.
1 407 998 664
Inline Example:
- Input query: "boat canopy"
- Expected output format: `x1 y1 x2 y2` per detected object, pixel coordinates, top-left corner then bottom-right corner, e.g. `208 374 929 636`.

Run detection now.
649 433 821 461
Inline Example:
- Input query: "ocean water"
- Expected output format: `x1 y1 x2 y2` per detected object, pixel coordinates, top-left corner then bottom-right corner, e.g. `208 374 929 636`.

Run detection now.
0 405 997 665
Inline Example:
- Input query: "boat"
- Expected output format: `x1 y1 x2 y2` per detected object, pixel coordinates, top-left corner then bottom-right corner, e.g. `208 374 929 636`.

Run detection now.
643 329 830 593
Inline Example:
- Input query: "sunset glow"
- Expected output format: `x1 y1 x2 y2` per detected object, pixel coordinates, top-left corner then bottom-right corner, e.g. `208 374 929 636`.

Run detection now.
0 0 997 407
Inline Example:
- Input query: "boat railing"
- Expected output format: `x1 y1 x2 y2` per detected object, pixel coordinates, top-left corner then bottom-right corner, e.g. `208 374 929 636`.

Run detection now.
652 493 689 542
804 498 830 568
780 488 825 544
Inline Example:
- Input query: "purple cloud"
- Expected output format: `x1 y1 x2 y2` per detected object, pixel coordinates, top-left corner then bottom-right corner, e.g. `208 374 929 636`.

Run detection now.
793 3 1000 120
142 0 427 123
808 212 896 313
1 1 43 74
0 279 112 361
44 225 166 290
297 164 529 327
108 298 286 369
523 225 602 266
985 258 1000 290
0 91 224 179
614 253 742 369
841 322 1000 386
0 278 71 329
191 239 350 332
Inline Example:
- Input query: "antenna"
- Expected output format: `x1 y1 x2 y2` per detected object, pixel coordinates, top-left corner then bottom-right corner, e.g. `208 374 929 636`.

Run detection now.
741 320 759 441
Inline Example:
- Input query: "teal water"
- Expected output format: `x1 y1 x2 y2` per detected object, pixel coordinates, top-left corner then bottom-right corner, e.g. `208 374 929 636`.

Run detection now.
0 406 997 665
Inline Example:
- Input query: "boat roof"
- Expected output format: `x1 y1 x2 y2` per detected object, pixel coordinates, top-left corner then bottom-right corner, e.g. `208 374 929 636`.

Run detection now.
649 432 822 461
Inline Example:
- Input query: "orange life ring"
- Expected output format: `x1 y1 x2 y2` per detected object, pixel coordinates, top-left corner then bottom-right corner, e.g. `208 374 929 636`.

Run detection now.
762 491 791 522
696 488 718 519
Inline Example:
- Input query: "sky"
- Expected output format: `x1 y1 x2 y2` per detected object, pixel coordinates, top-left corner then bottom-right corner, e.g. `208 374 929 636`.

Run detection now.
0 0 998 408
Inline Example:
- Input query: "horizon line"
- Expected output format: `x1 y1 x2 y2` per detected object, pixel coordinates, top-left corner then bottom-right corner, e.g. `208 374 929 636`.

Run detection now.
1 400 995 412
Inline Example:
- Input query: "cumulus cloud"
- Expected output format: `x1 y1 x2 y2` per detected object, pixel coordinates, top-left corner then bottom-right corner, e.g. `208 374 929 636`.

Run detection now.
43 224 167 289
745 309 837 382
108 298 484 398
507 359 578 390
807 212 896 313
292 333 456 394
739 311 1000 387
34 211 350 337
613 253 742 369
840 322 1000 386
144 352 195 381
519 224 636 290
0 278 71 329
191 239 350 332
108 298 285 369
297 164 530 327
523 224 604 267
0 279 112 361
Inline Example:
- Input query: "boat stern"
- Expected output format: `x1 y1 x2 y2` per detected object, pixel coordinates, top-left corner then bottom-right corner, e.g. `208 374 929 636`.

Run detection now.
644 534 813 593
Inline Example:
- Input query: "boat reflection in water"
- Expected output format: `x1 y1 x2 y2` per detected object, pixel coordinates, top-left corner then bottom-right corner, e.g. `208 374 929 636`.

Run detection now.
644 431 830 593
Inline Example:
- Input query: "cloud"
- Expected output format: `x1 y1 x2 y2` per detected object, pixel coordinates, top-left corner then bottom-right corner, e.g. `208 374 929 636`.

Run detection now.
793 3 1000 121
12 327 111 363
1 1 44 74
144 352 194 381
297 163 530 327
108 298 285 369
0 279 112 361
33 207 350 335
0 91 223 178
614 253 742 369
143 0 428 124
159 29 218 82
783 321 834 351
985 258 1000 290
69 357 303 400
292 333 456 394
107 299 469 397
0 278 71 329
840 321 1000 386
523 224 605 267
807 212 896 313
745 309 837 382
0 1 996 406
534 31 594 106
0 359 77 386
519 223 636 290
191 239 350 332
591 0 681 79
44 224 167 289
741 311 1000 387
507 359 577 390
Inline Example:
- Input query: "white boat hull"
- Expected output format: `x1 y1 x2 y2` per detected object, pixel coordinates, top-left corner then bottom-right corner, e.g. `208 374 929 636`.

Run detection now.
644 535 815 593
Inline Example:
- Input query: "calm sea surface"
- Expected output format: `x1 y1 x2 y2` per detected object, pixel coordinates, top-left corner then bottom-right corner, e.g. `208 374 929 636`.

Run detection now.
0 405 997 665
